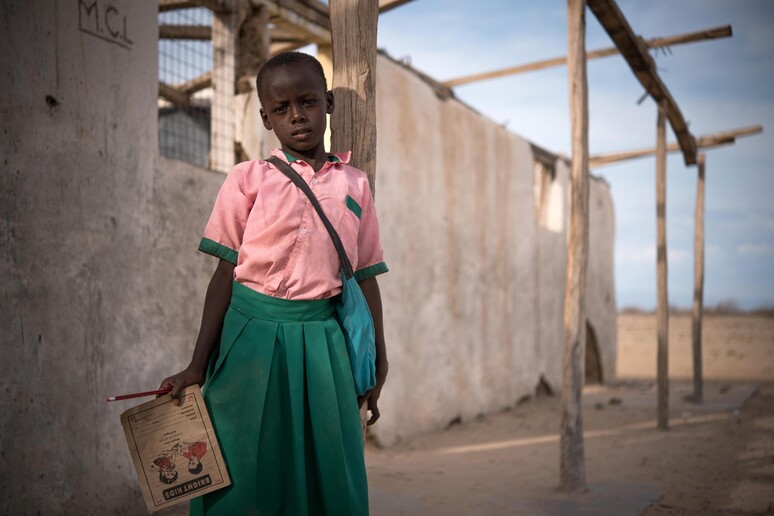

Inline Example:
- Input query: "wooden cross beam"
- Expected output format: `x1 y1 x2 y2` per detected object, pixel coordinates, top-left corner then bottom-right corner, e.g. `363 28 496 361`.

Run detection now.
159 24 212 39
158 82 191 110
261 0 415 54
587 0 697 166
588 125 763 168
443 25 732 87
159 0 231 13
378 0 416 14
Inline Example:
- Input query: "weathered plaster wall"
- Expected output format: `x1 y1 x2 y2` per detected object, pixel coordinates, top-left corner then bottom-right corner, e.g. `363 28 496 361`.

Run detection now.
371 56 615 445
587 177 617 381
0 2 217 514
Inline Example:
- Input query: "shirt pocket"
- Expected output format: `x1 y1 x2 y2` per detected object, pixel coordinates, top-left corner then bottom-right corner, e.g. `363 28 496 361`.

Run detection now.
336 195 361 270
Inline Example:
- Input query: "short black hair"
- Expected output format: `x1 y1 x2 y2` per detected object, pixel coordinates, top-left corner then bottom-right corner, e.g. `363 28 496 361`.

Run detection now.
256 52 328 105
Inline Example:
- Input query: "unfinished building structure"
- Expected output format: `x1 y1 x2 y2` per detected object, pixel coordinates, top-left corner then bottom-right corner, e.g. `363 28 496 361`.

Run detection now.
0 1 615 513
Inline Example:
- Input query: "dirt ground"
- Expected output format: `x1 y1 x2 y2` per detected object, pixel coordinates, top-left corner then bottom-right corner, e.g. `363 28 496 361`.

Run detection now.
365 313 774 515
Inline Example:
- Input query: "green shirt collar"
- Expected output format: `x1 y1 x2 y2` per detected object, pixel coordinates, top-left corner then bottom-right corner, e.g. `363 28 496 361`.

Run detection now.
283 151 341 163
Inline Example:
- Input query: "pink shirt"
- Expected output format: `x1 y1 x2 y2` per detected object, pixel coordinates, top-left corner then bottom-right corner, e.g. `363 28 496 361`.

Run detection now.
199 149 387 300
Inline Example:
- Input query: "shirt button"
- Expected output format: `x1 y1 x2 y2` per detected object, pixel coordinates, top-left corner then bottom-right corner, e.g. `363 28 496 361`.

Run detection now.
300 227 307 235
312 178 318 185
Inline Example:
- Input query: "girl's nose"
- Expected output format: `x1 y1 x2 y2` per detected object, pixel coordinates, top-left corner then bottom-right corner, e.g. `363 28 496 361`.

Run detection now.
290 104 306 122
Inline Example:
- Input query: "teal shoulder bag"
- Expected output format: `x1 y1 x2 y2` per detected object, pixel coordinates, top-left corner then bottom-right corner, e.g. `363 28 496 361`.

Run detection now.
267 157 377 396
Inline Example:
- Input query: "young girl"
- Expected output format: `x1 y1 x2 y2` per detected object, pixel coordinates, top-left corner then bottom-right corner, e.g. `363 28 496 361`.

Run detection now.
160 51 389 515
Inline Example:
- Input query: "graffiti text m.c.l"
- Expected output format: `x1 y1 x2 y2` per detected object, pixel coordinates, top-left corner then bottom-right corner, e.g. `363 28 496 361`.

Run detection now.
78 0 133 51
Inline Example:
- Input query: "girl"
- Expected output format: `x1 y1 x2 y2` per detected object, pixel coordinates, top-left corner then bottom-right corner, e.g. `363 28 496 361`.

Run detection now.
160 52 389 515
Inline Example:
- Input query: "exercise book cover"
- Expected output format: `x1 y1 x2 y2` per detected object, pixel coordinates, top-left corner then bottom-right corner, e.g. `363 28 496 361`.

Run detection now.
120 385 230 512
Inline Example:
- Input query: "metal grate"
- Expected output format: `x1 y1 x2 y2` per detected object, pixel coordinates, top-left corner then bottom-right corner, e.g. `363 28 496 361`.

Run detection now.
158 7 223 169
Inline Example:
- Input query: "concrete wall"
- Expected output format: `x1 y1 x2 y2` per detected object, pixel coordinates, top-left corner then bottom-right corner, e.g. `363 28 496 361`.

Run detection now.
371 56 616 445
0 1 217 513
0 4 615 512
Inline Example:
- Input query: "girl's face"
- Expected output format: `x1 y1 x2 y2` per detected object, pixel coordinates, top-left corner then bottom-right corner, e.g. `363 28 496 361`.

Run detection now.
259 63 334 162
188 456 200 469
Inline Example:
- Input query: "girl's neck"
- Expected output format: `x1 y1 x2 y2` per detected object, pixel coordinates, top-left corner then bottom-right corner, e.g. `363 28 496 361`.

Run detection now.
282 147 328 172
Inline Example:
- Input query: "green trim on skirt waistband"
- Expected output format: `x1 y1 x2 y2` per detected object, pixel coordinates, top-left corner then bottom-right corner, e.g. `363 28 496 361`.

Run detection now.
230 281 335 322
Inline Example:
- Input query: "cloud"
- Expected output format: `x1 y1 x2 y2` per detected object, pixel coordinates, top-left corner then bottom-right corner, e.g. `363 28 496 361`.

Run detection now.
738 243 774 256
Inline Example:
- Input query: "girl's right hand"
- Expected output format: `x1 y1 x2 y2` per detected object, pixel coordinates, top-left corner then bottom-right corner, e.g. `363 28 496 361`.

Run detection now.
159 367 205 405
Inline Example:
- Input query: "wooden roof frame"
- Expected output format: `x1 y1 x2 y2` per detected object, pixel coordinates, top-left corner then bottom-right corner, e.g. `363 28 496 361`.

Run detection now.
589 125 763 168
588 0 697 165
443 25 731 87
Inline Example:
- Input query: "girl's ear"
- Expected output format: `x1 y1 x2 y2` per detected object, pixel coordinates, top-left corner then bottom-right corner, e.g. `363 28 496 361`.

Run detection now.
259 107 272 130
326 91 335 115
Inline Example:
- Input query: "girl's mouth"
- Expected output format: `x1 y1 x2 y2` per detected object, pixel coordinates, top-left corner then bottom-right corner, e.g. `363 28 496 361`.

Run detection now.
292 128 312 140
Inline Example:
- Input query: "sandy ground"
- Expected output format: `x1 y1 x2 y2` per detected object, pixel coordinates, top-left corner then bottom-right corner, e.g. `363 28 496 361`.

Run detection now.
365 314 774 515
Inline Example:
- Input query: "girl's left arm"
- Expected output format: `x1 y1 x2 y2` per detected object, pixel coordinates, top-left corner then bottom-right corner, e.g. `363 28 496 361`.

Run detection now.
358 276 388 425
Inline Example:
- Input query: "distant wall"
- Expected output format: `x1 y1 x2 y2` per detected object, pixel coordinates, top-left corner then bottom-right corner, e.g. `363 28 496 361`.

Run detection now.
373 56 539 445
371 56 616 445
0 4 616 512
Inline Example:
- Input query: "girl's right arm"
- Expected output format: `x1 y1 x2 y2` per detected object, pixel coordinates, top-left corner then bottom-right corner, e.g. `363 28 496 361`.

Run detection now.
159 258 235 400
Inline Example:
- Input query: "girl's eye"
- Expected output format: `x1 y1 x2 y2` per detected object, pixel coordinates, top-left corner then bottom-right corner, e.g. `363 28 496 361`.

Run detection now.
304 98 317 106
273 106 287 114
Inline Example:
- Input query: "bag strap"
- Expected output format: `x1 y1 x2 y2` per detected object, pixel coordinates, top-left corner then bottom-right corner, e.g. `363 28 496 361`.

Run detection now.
266 156 355 279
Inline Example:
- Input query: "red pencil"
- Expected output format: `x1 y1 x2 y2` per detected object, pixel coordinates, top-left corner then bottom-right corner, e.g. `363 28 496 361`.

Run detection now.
105 387 172 402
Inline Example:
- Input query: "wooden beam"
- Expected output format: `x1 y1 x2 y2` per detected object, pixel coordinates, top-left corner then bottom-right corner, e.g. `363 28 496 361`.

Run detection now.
656 100 669 431
560 0 588 493
261 0 330 31
263 2 331 44
378 0 416 14
177 72 212 95
443 25 732 87
159 0 232 12
690 153 706 404
587 0 697 166
588 125 763 168
158 82 191 110
258 0 413 52
159 24 212 40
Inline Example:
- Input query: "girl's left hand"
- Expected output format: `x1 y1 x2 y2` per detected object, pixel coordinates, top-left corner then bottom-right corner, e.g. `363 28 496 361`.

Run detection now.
358 361 388 425
358 388 382 426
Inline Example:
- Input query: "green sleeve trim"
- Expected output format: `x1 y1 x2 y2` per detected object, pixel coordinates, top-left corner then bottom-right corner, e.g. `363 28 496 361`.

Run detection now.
345 195 362 219
354 262 388 282
198 237 238 265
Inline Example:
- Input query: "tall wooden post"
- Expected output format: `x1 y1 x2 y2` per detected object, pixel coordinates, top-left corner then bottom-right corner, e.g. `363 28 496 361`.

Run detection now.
560 0 589 491
329 0 379 197
691 153 706 403
656 100 669 430
236 0 270 94
329 0 379 437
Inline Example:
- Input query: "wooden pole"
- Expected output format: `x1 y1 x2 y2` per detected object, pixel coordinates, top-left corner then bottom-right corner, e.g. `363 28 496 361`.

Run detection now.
690 153 706 403
560 0 589 491
656 100 669 430
329 0 378 437
236 0 270 94
329 0 378 196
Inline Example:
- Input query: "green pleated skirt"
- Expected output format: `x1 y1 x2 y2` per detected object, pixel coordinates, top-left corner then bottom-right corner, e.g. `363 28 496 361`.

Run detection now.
190 281 368 516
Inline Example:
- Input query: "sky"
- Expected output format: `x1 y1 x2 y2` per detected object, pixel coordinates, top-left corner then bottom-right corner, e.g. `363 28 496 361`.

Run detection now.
370 0 774 310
